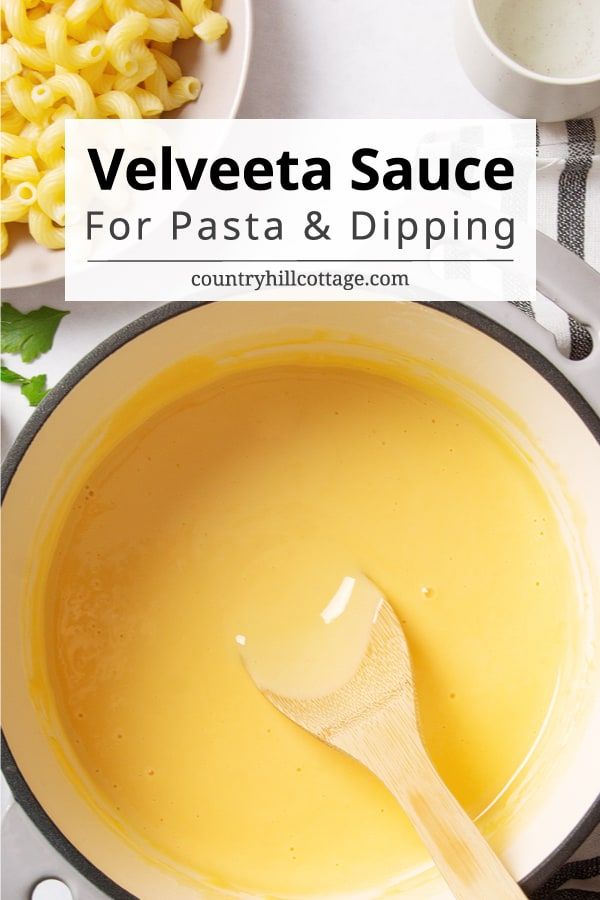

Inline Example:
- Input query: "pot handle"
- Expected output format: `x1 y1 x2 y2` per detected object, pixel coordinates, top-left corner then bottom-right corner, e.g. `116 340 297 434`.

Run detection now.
535 231 600 336
469 232 600 417
1 800 110 899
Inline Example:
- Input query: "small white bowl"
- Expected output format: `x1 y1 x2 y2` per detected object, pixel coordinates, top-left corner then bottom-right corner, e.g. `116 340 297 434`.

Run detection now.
455 0 600 121
1 0 253 291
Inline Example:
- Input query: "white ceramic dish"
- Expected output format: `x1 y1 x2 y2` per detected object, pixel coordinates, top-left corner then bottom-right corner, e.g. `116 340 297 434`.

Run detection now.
454 0 600 120
1 0 253 292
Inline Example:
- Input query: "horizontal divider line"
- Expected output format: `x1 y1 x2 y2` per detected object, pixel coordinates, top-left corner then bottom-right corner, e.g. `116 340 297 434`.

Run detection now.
87 258 515 264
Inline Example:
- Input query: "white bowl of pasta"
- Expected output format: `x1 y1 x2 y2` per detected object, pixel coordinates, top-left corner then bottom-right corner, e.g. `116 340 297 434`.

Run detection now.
0 0 253 290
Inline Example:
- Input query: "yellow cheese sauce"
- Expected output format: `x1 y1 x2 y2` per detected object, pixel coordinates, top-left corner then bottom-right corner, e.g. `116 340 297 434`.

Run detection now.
43 359 575 898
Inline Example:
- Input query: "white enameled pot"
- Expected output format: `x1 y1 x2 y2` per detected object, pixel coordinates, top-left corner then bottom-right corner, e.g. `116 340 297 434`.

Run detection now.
454 0 600 121
2 282 600 899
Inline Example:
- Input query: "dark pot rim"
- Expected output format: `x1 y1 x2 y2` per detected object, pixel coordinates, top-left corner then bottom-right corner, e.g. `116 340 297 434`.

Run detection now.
2 300 599 900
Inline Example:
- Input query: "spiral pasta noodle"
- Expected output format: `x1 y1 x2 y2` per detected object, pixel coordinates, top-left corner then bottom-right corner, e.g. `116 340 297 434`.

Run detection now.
0 0 229 254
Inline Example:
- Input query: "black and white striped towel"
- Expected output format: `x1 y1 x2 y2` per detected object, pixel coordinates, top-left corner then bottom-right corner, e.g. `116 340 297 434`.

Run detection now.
520 117 599 361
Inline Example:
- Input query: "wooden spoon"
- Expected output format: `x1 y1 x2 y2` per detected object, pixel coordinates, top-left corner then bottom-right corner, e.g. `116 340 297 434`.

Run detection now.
246 574 526 900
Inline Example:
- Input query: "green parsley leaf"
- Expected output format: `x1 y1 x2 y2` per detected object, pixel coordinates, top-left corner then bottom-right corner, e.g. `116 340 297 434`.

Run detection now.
20 374 49 406
0 366 24 384
1 303 69 363
1 365 48 406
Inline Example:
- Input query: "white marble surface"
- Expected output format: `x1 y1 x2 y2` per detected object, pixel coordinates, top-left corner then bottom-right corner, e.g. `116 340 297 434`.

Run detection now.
237 0 506 120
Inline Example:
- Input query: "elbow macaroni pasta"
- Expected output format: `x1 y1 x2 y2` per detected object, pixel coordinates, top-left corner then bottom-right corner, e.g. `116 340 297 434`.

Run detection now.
0 0 229 254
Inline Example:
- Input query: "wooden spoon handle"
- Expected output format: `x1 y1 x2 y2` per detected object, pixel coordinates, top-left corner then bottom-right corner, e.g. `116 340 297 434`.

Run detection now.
380 747 526 900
